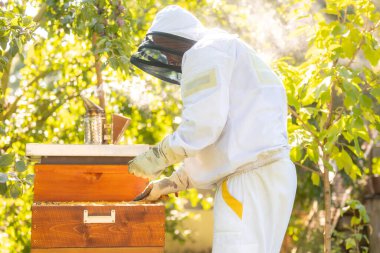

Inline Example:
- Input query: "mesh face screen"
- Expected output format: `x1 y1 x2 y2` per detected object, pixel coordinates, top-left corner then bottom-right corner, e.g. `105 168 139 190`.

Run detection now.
130 32 196 85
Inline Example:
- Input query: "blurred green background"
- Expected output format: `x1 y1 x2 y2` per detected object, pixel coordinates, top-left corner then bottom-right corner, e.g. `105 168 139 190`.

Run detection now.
0 0 379 252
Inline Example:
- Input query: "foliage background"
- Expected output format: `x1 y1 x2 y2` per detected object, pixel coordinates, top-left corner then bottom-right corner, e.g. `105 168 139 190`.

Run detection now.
0 0 379 252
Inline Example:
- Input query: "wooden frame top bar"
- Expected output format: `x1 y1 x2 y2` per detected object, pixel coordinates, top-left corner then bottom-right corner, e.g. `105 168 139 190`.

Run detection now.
32 202 164 206
26 144 150 158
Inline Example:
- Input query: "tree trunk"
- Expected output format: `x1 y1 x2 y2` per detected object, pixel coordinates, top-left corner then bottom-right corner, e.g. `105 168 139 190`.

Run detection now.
91 32 107 144
0 58 12 114
92 33 105 111
365 195 380 253
323 166 332 253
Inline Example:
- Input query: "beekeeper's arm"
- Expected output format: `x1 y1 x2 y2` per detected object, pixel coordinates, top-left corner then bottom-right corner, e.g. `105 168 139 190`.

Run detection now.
128 43 233 181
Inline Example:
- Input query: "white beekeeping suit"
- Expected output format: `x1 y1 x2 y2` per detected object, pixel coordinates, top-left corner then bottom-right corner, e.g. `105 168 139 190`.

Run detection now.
129 5 297 253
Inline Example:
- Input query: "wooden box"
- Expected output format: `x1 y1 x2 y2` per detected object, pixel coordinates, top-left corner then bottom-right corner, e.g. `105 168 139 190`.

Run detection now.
34 164 148 202
31 202 165 249
31 248 164 252
27 144 165 252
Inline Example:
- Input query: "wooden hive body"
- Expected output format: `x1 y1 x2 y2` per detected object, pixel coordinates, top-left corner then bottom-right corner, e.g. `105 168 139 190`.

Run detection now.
33 164 148 202
31 203 165 248
27 144 165 253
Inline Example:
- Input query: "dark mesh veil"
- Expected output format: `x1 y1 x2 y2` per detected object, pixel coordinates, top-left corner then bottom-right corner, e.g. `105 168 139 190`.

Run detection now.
130 32 196 84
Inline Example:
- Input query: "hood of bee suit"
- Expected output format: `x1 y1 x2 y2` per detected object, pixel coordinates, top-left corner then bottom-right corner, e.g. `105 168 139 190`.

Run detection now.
147 5 206 41
130 5 206 84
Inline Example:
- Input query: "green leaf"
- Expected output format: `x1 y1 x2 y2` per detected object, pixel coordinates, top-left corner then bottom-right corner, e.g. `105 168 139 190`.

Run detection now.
371 87 380 103
0 36 8 50
315 76 331 99
353 128 370 142
351 215 361 226
341 38 355 59
325 124 342 153
0 183 7 195
287 93 300 109
109 57 118 69
311 172 320 186
332 23 345 36
307 147 319 163
94 23 105 34
290 146 303 162
346 164 361 180
96 37 107 47
0 172 8 183
15 160 26 172
120 55 129 64
323 8 339 16
0 153 14 168
352 116 364 129
362 33 380 66
363 46 380 66
187 188 200 207
0 55 9 66
9 41 18 57
345 238 356 250
355 202 370 223
16 38 23 52
25 174 34 185
353 137 361 157
200 197 212 210
334 150 353 171
343 80 360 107
22 16 33 26
337 66 352 78
9 183 22 198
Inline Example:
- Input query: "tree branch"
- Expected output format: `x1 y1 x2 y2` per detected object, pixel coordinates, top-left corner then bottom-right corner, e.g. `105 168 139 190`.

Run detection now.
288 106 323 148
1 95 22 121
1 68 58 121
295 161 322 175
1 58 13 108
323 81 337 130
36 94 81 126
322 152 332 253
331 186 353 232
344 19 379 68
92 32 105 111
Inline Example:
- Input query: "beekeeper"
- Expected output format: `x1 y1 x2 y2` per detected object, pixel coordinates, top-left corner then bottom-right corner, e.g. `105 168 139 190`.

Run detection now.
129 5 297 253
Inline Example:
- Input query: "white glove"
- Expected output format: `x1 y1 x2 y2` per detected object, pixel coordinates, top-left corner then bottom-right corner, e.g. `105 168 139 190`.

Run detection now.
128 136 186 179
134 166 192 201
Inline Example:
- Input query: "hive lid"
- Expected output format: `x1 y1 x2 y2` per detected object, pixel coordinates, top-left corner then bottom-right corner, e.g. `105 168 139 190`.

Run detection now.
26 143 149 158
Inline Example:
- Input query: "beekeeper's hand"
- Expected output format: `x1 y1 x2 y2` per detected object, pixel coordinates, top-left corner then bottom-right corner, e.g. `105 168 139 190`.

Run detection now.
134 166 192 201
128 136 186 179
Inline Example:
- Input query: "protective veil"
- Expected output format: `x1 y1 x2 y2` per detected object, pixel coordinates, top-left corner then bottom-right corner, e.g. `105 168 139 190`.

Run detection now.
130 32 196 84
130 6 202 84
130 5 297 253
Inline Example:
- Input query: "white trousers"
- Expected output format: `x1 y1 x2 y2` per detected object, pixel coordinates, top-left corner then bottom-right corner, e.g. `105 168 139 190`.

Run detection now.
212 158 297 253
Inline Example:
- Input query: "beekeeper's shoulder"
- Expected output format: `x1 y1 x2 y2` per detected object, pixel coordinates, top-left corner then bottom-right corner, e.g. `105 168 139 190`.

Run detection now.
185 30 238 60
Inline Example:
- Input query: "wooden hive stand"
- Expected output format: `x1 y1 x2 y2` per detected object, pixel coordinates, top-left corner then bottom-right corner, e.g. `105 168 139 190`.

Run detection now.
26 144 165 253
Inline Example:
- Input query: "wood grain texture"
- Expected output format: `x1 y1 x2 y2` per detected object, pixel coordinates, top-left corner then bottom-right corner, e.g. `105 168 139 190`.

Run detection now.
40 156 133 165
31 247 163 253
31 204 165 248
34 164 148 202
